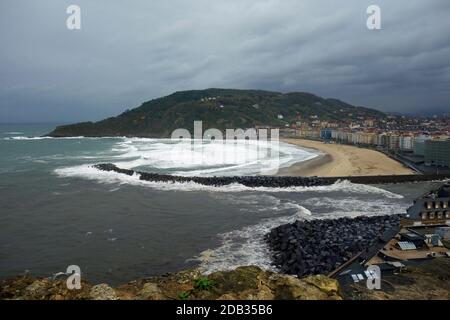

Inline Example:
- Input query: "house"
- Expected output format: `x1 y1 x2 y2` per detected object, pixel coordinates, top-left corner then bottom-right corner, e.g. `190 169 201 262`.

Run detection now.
405 183 450 226
399 231 425 248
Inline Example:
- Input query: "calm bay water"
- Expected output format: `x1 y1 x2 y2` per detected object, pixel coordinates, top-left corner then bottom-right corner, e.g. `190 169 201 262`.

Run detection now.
0 124 439 284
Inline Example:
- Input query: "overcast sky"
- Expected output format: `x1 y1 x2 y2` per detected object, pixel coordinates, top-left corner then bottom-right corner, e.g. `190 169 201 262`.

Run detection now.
1 0 449 123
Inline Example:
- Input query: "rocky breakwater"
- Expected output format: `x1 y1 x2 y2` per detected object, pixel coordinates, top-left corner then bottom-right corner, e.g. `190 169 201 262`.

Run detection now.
93 163 333 187
93 163 450 187
267 215 401 277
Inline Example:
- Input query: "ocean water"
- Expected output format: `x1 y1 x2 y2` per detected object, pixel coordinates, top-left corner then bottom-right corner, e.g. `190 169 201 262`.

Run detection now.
0 124 440 284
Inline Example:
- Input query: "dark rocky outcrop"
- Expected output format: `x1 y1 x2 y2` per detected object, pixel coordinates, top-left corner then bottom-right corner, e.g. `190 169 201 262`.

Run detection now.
266 215 402 277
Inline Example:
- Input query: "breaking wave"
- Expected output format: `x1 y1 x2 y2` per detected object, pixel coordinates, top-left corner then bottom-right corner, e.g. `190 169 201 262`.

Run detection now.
2 135 128 141
12 136 317 176
3 136 85 140
106 138 318 176
196 204 313 274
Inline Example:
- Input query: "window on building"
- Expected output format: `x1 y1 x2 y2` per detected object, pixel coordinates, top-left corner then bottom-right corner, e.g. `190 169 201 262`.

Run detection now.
421 212 427 220
429 212 435 219
437 212 443 219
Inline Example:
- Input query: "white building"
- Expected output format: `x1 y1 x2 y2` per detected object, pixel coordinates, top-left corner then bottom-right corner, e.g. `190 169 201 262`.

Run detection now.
399 136 413 151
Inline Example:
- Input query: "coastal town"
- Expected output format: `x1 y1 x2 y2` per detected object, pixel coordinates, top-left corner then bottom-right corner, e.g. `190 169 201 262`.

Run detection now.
277 113 450 173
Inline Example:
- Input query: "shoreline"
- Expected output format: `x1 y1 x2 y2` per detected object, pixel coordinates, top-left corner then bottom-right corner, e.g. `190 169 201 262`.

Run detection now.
279 138 415 177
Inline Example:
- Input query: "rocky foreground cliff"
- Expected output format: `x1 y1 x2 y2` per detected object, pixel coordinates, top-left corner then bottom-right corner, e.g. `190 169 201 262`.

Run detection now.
0 266 341 300
1 259 449 300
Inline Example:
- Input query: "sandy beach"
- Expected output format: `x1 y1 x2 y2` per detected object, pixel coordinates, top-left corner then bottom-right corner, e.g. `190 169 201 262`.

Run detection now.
279 138 415 177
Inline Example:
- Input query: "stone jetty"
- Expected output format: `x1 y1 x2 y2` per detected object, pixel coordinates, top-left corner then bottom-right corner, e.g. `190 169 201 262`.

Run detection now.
93 163 332 187
93 163 450 187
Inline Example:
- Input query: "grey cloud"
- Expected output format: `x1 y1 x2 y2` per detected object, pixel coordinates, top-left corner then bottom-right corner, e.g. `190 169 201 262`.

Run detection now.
0 0 449 122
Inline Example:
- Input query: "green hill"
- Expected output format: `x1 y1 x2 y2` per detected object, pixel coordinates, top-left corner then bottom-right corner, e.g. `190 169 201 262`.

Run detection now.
47 88 385 137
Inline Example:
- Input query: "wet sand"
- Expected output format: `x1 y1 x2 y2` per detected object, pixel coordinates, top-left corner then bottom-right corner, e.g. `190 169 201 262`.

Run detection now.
279 138 415 177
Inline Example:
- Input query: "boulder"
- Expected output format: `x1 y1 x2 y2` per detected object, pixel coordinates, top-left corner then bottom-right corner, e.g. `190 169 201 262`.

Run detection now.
89 284 118 300
24 280 51 299
304 275 339 294
138 283 166 300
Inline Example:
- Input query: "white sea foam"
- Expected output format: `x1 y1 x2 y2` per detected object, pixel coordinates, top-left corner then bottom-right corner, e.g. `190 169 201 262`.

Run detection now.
55 165 143 186
6 136 317 176
32 159 48 164
107 138 317 176
3 136 85 140
301 196 408 216
3 135 125 141
196 204 313 274
31 137 316 176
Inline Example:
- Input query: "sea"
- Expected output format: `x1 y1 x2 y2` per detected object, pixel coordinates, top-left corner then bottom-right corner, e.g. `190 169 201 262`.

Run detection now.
0 124 441 284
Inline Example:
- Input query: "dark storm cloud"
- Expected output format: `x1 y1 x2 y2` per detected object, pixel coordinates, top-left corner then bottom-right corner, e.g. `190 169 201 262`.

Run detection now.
0 0 449 122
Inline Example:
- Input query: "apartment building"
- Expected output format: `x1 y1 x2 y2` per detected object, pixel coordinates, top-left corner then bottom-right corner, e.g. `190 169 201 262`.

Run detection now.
425 139 450 167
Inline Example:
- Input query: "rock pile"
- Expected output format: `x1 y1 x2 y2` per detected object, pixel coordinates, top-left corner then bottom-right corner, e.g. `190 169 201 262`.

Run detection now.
267 215 401 277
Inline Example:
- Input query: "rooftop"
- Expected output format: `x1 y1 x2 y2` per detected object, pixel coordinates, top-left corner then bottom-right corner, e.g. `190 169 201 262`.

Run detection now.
421 183 450 199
